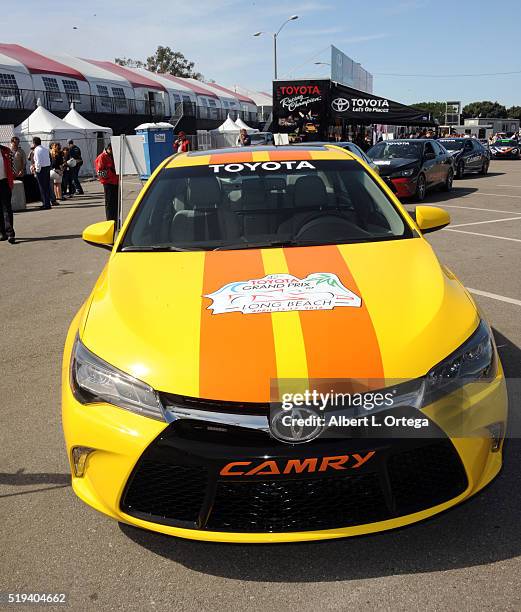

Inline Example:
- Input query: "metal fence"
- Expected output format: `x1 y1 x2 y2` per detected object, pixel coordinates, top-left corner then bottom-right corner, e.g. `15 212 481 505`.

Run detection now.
0 88 165 117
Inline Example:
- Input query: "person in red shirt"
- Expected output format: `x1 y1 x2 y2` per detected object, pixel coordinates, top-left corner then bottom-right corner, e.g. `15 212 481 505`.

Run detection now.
173 131 191 153
0 144 15 244
95 143 119 222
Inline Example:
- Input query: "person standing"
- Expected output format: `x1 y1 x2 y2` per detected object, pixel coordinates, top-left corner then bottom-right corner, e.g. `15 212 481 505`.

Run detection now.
173 131 190 153
0 144 15 243
10 136 27 179
61 147 74 198
50 142 64 203
68 139 84 194
95 143 119 222
31 137 52 210
237 128 251 146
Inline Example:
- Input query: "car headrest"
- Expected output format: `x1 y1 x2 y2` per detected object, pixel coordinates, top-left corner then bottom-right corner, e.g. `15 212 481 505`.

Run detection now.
241 178 266 208
188 176 221 209
293 175 327 208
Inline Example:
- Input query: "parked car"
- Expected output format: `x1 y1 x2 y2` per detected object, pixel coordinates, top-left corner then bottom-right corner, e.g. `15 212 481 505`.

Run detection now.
249 131 274 146
367 139 454 200
438 138 490 177
490 139 521 159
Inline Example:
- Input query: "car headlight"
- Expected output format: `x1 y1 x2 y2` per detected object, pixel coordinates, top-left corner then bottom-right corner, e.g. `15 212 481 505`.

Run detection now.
391 167 417 178
424 320 497 402
70 337 164 420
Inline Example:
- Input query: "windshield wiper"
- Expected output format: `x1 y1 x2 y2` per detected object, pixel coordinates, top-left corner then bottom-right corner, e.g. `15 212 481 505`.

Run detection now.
120 245 198 252
213 239 299 251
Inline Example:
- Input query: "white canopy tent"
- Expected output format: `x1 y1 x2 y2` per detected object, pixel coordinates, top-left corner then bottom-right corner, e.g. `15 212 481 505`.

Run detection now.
213 114 240 133
64 105 113 170
14 101 97 176
234 117 259 133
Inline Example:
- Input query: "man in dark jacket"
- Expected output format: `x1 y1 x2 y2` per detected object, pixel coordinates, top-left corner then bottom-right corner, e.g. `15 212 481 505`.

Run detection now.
68 139 84 195
0 144 15 243
95 143 119 222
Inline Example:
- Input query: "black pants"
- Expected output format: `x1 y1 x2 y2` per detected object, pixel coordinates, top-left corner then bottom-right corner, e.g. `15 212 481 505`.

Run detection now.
62 169 73 195
0 178 14 238
70 164 83 194
104 183 119 222
36 166 51 208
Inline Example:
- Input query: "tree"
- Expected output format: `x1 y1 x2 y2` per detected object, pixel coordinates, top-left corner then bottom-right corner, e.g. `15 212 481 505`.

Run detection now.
507 106 521 120
461 101 507 119
114 46 203 79
114 56 145 68
412 101 446 123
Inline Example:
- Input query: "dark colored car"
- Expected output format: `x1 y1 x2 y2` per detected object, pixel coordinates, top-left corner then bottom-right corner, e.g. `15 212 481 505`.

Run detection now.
438 138 490 177
293 141 380 173
490 139 521 159
367 139 453 200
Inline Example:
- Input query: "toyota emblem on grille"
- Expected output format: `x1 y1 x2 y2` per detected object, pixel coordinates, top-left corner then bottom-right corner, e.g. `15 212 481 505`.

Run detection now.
270 406 325 444
331 97 350 112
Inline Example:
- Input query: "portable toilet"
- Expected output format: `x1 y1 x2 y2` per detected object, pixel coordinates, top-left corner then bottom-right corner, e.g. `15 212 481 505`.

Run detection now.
135 122 174 179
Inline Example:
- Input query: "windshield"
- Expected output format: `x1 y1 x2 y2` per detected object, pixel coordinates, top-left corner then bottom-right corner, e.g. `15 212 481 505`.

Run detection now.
439 139 464 151
120 159 413 252
367 141 423 160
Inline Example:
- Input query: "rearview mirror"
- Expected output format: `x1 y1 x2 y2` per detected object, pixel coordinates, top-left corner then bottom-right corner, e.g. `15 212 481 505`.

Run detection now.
415 206 450 234
82 221 115 250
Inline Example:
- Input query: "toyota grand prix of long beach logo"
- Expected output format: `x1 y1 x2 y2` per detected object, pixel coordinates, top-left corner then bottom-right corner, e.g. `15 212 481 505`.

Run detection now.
204 272 362 315
331 97 350 112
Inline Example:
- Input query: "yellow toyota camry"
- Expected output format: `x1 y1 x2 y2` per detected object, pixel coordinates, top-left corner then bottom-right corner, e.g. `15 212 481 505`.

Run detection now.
62 145 507 543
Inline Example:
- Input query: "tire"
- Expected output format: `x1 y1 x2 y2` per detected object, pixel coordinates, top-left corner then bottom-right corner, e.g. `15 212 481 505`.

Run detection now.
456 160 465 179
480 159 489 175
441 168 453 191
415 174 427 201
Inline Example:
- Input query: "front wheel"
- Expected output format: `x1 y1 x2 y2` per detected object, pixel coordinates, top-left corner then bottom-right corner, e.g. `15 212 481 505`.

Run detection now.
415 174 427 201
456 160 465 179
442 168 454 191
480 159 489 175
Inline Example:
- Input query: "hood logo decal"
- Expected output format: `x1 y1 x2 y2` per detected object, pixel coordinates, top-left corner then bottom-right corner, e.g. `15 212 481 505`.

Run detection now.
204 272 362 315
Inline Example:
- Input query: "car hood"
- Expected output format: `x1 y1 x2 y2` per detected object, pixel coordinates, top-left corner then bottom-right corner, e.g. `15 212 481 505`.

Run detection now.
81 240 479 403
371 158 420 176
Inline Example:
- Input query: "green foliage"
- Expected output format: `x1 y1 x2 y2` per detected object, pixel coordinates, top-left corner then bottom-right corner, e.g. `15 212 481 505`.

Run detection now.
507 106 521 120
461 101 507 119
115 46 203 80
412 101 446 123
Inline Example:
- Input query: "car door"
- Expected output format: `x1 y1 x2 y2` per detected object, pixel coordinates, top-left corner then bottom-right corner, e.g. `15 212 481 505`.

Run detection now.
433 141 451 183
463 139 478 170
422 141 438 187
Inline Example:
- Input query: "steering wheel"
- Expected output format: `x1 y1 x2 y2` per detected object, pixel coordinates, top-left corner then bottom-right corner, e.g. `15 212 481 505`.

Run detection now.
295 211 368 240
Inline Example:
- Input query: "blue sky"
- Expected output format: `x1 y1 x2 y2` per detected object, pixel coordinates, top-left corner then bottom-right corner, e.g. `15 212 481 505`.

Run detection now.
5 0 521 106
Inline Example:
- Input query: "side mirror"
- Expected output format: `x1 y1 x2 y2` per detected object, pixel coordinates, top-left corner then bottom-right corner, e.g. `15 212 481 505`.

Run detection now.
415 205 450 234
82 221 115 250
424 151 436 160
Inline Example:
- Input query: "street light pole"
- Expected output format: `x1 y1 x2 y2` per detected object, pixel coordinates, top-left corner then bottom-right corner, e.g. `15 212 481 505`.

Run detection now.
254 15 299 81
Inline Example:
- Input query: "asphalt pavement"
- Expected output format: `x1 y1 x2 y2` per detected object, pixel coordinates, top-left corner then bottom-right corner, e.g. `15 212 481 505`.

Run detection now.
2 165 521 611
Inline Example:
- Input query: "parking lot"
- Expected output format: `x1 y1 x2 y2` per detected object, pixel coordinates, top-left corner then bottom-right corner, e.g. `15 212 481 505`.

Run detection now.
2 162 521 611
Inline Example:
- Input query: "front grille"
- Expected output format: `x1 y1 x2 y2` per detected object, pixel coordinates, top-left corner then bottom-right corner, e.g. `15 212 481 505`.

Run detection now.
388 442 468 515
121 460 207 524
207 472 388 532
121 437 468 533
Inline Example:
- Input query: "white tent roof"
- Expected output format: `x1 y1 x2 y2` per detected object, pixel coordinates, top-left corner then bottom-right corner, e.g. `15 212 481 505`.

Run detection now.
235 117 259 133
215 114 240 132
15 102 86 136
64 106 112 133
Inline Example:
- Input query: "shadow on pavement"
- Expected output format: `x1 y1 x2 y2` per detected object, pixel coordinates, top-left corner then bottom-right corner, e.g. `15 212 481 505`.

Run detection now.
120 330 521 582
15 234 82 243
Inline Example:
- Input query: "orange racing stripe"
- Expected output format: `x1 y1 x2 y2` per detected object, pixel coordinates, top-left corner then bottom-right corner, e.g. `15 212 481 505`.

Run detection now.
199 249 277 402
283 245 384 391
209 152 254 164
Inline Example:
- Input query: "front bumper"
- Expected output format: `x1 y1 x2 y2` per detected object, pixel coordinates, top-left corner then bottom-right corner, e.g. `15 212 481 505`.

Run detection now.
62 361 508 543
389 177 418 198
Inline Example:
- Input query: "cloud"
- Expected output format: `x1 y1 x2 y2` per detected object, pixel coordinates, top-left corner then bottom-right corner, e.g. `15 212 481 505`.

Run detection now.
337 33 391 44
